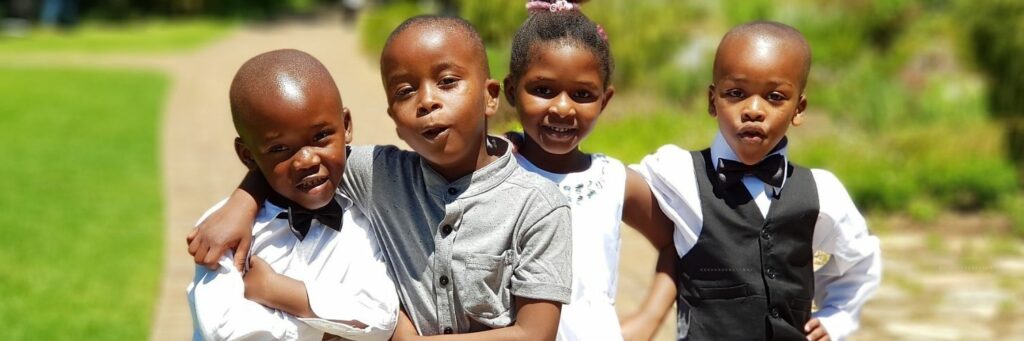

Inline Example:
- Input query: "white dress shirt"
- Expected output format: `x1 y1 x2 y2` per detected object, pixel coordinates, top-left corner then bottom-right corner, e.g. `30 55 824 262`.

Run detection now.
632 133 882 341
187 196 399 341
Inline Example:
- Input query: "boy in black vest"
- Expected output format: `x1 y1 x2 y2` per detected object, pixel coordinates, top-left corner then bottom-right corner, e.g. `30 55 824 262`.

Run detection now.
634 21 881 341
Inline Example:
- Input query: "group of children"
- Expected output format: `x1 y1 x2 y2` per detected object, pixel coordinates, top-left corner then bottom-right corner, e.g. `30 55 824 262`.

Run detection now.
185 0 881 340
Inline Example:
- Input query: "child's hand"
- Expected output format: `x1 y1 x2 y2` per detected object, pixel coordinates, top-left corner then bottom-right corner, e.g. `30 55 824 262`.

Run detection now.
804 318 831 341
620 313 659 341
187 182 263 271
242 256 277 304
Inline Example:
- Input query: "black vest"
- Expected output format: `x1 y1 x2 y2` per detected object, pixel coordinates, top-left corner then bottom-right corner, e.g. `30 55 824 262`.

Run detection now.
676 149 819 341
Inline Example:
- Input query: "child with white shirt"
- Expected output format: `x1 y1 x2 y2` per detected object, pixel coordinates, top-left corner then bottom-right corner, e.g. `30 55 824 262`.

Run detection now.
633 21 881 341
186 49 398 341
503 2 677 340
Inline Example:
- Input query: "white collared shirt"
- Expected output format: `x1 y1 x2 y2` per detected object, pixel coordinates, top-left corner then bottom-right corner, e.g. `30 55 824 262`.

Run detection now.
187 196 398 341
632 133 882 341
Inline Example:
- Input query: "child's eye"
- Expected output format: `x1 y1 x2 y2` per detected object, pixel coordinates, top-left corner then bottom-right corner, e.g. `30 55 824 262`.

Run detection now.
725 89 744 98
767 92 787 101
439 76 460 88
532 86 554 97
314 130 333 142
573 90 594 100
395 86 414 98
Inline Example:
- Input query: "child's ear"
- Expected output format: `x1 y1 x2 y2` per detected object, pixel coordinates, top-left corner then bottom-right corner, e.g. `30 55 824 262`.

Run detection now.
707 84 717 117
342 107 354 144
484 78 501 118
234 137 257 171
502 76 516 104
600 85 615 112
791 94 807 126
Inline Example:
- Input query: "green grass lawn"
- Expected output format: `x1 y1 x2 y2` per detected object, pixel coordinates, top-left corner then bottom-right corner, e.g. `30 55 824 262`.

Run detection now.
0 66 167 339
0 19 233 54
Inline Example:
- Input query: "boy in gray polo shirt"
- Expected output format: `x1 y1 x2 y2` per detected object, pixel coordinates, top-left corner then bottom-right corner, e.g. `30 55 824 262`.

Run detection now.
188 16 572 340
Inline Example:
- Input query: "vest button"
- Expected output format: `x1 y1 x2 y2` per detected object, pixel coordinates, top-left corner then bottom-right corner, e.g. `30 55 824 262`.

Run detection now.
766 268 777 279
447 187 457 195
442 224 453 235
769 307 780 318
443 327 454 334
760 229 771 240
439 275 449 286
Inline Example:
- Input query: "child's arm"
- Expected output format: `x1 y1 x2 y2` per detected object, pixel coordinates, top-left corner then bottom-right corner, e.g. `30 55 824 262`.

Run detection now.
187 251 308 340
245 252 399 341
807 170 883 340
390 298 561 341
619 169 678 340
187 169 269 271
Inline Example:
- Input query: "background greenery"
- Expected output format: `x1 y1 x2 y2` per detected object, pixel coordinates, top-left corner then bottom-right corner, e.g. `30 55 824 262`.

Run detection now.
360 0 1024 232
0 20 231 339
0 67 167 339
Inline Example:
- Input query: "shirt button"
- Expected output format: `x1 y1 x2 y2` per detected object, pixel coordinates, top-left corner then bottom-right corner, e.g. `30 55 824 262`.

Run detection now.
442 224 453 235
443 327 453 334
447 187 457 195
769 307 780 318
766 268 777 279
760 229 771 240
439 275 449 286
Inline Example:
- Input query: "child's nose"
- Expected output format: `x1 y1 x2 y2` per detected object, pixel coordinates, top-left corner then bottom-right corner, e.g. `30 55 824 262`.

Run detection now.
741 96 766 121
416 86 442 117
547 93 576 118
292 147 321 170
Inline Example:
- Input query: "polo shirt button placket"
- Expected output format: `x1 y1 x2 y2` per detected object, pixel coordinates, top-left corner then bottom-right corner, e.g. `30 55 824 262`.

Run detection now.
442 224 453 236
443 327 454 334
439 275 449 286
447 187 457 196
769 307 780 318
766 268 777 279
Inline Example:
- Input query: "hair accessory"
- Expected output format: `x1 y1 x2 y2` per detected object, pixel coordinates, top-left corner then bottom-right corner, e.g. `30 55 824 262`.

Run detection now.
526 0 577 13
596 24 608 42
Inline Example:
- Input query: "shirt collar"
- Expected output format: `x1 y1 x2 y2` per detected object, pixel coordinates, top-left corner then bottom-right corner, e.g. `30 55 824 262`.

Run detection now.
421 135 517 199
710 131 790 192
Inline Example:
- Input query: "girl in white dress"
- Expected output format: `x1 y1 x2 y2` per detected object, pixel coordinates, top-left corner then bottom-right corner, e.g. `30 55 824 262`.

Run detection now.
505 1 677 340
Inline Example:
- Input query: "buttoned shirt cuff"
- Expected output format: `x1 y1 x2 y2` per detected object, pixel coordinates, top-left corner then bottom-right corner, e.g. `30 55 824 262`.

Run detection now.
299 317 395 341
813 307 855 341
512 280 571 304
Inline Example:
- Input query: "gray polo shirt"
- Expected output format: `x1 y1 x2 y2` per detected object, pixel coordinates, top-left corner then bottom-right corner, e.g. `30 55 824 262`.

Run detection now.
340 136 572 335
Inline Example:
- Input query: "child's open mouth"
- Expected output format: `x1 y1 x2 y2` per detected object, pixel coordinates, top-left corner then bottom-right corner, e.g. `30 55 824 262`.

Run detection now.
541 124 577 142
421 126 450 141
296 175 330 192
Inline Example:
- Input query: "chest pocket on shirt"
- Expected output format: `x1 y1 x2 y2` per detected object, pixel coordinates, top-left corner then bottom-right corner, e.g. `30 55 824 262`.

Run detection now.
453 250 514 328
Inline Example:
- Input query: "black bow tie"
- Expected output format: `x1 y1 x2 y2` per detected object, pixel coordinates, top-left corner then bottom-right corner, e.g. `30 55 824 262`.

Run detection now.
269 195 343 241
716 153 787 189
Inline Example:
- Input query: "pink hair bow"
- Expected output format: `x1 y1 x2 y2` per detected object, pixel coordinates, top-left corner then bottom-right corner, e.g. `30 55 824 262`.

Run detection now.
526 0 577 13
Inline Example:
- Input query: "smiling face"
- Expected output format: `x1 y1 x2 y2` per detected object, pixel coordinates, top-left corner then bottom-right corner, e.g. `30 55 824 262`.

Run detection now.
380 23 500 174
508 42 613 156
234 73 352 210
710 32 809 165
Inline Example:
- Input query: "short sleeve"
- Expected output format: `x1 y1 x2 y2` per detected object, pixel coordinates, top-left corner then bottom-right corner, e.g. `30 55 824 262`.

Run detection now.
511 200 573 304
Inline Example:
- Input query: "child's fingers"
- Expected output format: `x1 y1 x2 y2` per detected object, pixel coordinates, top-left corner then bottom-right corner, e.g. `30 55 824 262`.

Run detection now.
233 235 253 273
805 327 828 341
187 231 202 256
202 245 225 270
186 227 199 246
804 318 820 332
193 245 216 270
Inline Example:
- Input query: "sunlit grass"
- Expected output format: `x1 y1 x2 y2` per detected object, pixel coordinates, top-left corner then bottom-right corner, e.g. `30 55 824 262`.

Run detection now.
0 66 166 339
0 19 234 54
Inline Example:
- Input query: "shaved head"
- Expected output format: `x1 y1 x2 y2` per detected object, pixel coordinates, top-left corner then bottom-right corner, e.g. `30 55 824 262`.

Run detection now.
714 21 812 89
382 15 490 75
230 49 341 141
